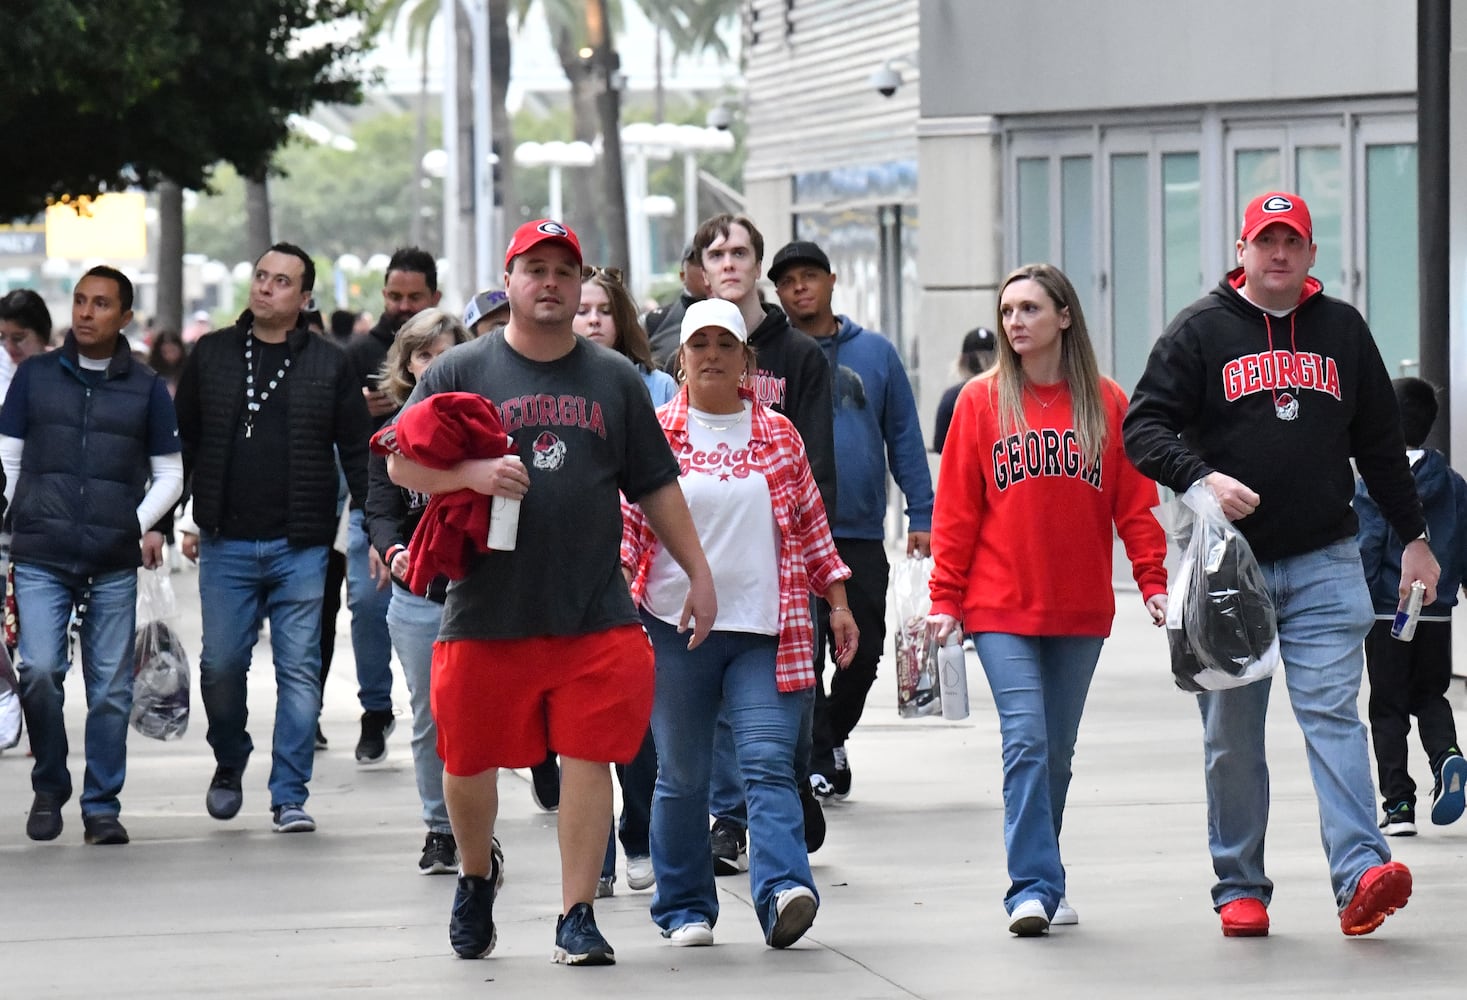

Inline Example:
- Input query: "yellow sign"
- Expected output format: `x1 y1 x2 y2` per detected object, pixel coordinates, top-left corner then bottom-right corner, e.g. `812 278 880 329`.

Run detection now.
45 193 148 261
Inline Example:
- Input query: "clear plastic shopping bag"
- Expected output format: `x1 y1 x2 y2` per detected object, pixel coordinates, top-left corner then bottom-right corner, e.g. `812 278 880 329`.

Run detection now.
131 567 191 740
0 644 20 751
1163 483 1281 692
891 556 942 717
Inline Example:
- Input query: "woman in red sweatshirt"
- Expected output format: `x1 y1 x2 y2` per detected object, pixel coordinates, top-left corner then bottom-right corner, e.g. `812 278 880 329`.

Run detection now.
928 263 1168 937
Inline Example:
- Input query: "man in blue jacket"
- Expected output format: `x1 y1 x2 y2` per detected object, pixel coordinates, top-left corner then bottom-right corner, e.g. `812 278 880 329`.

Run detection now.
0 265 183 845
771 240 934 800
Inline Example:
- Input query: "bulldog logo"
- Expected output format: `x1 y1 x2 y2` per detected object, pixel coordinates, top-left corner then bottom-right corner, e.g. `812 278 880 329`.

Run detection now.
532 430 566 470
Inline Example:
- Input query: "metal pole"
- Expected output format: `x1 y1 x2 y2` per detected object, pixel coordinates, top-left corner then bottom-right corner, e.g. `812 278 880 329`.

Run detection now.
683 151 698 241
470 0 494 292
549 164 563 222
440 0 460 307
1419 0 1450 452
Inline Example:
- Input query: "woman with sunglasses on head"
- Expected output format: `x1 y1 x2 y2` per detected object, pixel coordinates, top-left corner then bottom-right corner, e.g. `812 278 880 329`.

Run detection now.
927 263 1167 937
621 298 857 949
362 308 481 876
575 266 677 407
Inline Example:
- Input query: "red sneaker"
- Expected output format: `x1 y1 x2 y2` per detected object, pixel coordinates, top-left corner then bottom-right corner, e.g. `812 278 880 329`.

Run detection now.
1340 861 1411 936
1219 897 1269 937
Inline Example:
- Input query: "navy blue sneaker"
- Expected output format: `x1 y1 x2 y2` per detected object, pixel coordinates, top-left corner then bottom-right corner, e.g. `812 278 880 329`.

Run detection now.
1431 752 1467 826
552 902 615 966
449 855 500 959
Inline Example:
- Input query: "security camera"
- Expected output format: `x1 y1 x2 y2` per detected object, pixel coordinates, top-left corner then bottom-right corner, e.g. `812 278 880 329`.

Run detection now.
870 65 902 98
706 105 734 131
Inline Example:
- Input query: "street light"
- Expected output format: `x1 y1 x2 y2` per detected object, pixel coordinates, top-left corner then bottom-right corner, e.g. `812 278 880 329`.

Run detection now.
619 122 736 297
514 141 597 222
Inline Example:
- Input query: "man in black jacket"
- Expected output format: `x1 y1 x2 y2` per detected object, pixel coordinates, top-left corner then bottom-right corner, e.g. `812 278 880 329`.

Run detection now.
644 241 706 367
1123 192 1439 939
0 266 182 846
176 242 371 834
341 247 442 765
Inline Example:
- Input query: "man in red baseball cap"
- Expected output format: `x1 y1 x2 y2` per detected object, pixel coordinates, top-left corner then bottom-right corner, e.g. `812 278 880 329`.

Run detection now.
387 217 717 967
1125 191 1438 939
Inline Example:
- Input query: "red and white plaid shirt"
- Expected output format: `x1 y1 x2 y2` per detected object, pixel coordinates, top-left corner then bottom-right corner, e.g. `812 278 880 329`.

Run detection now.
621 387 850 691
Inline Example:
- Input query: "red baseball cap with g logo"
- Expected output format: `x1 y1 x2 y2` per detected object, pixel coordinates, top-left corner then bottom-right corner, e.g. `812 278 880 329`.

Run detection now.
504 219 583 269
1240 192 1313 242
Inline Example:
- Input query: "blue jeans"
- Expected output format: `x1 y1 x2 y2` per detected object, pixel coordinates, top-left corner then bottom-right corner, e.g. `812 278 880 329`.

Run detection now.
198 536 327 808
15 564 137 817
644 615 816 941
346 509 393 712
602 726 656 880
1198 537 1384 911
386 584 450 833
974 632 1105 917
708 597 819 829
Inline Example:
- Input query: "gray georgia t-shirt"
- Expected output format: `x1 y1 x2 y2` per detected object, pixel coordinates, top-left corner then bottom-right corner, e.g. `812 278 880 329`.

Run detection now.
404 331 680 640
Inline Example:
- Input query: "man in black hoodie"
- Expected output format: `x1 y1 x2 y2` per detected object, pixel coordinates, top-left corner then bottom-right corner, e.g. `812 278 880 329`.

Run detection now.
1124 192 1439 940
341 247 441 766
685 213 836 874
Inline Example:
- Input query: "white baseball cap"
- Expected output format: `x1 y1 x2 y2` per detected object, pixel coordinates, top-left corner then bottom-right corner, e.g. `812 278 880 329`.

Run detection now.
679 298 747 344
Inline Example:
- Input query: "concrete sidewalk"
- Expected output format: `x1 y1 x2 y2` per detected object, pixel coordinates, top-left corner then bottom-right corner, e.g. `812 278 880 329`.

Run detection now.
3 567 1465 998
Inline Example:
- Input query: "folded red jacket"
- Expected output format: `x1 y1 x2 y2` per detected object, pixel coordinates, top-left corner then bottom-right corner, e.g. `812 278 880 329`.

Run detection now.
370 391 512 594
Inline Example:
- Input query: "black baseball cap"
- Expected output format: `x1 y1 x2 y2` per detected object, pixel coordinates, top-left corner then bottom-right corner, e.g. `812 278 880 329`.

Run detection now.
767 240 831 282
962 327 997 353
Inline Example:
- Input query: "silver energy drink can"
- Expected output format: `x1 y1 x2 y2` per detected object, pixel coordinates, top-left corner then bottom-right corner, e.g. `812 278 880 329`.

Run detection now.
1391 580 1427 642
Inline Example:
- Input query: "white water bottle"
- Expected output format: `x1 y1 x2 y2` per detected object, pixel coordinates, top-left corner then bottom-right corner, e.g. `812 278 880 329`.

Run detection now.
938 631 969 720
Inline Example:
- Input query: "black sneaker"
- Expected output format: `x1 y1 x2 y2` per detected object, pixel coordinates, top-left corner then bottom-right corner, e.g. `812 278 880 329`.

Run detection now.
83 814 130 845
419 831 458 875
26 791 66 841
801 780 826 853
710 817 748 876
449 858 500 959
530 753 561 812
1431 751 1467 825
553 901 615 966
355 709 396 765
1380 800 1417 837
314 724 328 752
830 746 852 800
206 764 243 820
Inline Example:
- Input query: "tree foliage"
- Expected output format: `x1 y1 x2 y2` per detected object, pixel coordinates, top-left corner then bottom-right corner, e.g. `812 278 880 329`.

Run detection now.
0 0 374 220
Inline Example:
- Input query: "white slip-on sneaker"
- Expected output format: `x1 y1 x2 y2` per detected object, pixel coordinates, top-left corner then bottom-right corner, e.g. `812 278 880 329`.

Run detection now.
1052 897 1078 926
1008 898 1050 936
626 854 656 891
667 921 714 947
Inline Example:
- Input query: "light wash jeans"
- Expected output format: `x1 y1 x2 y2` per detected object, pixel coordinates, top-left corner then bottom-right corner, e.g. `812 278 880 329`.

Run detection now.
974 632 1105 918
198 536 326 808
385 583 450 833
15 564 137 817
1198 537 1385 911
644 615 815 941
346 509 393 712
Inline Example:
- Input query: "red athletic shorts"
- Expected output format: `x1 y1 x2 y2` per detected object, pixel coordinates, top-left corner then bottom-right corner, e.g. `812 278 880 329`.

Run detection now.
431 624 654 775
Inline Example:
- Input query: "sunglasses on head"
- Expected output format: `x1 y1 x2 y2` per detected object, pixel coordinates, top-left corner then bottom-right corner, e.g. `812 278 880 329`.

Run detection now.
581 265 624 284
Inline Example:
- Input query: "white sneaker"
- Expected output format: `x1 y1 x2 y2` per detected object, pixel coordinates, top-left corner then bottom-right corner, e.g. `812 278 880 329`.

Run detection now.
667 920 714 947
769 886 818 948
1008 898 1050 936
1052 897 1078 926
626 854 655 891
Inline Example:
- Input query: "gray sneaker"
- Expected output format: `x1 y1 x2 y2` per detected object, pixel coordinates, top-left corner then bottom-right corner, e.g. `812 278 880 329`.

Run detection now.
271 804 316 833
206 765 243 820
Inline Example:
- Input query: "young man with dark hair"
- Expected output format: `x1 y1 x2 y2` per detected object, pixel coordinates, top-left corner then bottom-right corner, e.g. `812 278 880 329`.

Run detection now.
177 242 371 834
770 238 933 802
1 264 182 845
342 246 442 765
386 219 715 966
644 241 708 366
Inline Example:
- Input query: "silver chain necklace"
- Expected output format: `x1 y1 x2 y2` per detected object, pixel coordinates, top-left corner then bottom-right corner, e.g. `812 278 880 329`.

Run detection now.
243 329 292 438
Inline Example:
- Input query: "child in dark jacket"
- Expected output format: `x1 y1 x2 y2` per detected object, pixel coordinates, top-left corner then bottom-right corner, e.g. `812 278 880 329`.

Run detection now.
1356 377 1467 835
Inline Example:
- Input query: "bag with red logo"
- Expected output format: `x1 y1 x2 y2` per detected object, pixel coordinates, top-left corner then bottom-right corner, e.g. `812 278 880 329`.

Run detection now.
892 556 942 717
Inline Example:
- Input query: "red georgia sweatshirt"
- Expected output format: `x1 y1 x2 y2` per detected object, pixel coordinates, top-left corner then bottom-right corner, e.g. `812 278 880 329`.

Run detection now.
929 374 1167 637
